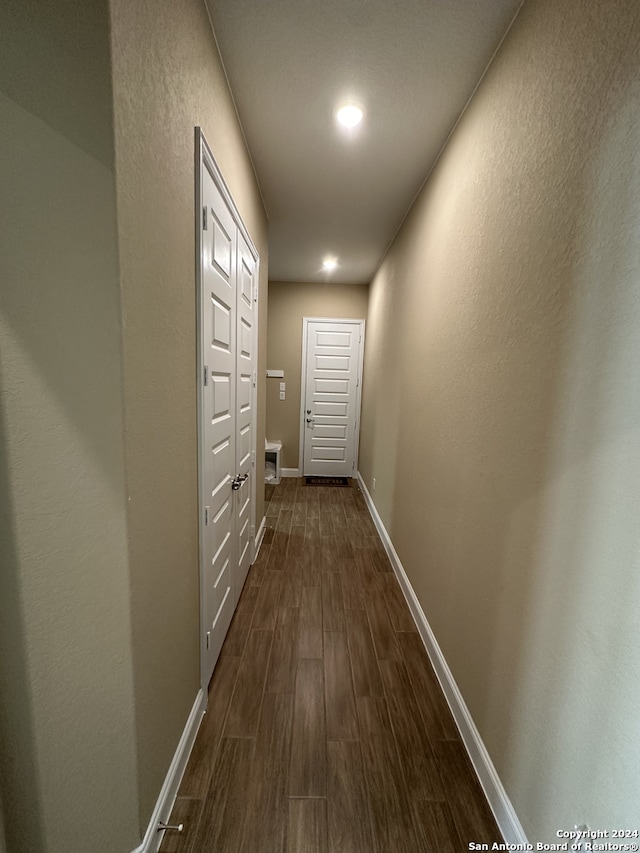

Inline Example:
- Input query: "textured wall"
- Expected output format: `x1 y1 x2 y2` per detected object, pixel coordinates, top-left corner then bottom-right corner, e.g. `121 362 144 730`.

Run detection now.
0 797 5 853
109 0 269 829
0 2 139 851
360 0 640 841
266 282 368 469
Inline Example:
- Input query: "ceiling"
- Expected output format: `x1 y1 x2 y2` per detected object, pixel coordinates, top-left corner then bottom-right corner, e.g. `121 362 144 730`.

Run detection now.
206 0 524 284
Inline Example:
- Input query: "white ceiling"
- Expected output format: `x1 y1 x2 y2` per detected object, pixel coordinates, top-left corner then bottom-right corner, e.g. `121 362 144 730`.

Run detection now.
206 0 524 284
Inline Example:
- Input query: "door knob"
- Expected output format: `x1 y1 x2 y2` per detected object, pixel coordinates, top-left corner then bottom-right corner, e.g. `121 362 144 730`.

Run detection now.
231 474 249 491
306 418 314 424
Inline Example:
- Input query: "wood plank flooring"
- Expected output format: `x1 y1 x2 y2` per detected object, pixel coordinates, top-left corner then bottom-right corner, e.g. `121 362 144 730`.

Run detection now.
160 478 501 853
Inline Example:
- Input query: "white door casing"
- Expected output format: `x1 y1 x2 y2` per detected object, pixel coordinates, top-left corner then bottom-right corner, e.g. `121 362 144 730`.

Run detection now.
197 131 259 689
300 318 365 478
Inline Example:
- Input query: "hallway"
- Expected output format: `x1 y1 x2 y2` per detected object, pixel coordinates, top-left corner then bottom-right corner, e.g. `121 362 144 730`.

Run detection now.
161 478 500 852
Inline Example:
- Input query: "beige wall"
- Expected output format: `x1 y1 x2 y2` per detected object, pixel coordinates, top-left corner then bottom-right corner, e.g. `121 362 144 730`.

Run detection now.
0 797 5 853
267 282 368 469
360 0 640 841
0 2 139 851
110 0 269 830
0 0 268 850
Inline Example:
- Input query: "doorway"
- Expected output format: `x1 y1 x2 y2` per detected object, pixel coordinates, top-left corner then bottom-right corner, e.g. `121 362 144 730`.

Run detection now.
196 130 259 689
299 318 365 478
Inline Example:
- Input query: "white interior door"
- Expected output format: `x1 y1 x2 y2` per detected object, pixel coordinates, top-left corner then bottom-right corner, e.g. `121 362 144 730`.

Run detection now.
234 232 257 596
201 167 235 687
301 319 365 478
198 136 258 688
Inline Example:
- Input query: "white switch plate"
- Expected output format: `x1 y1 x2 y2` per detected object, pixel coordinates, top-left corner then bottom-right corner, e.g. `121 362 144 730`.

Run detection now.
279 382 286 391
279 391 285 400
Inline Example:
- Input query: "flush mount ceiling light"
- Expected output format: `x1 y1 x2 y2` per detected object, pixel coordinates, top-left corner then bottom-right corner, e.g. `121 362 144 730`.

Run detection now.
322 257 338 272
334 102 364 129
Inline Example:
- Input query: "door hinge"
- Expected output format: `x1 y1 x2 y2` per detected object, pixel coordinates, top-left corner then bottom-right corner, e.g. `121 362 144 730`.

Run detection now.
204 506 209 525
204 365 208 386
252 370 257 388
356 377 359 387
251 450 256 468
203 206 208 230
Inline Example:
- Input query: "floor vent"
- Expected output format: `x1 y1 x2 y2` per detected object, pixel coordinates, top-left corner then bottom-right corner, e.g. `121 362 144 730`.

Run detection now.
304 476 351 487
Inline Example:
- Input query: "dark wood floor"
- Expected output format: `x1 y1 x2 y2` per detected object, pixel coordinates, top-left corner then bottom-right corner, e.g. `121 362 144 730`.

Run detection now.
160 478 501 853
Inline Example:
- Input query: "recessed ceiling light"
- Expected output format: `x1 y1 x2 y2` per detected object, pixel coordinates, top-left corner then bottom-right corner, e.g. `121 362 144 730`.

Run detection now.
335 103 364 129
322 257 338 272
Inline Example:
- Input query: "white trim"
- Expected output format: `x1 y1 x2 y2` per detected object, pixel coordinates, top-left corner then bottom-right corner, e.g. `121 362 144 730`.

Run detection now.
356 472 528 847
281 467 300 478
299 318 365 478
130 689 206 853
195 129 209 691
254 515 266 558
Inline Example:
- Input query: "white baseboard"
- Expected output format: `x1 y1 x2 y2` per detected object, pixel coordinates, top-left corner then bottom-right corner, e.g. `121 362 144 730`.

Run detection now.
254 515 266 560
356 473 528 846
130 689 206 853
281 468 300 477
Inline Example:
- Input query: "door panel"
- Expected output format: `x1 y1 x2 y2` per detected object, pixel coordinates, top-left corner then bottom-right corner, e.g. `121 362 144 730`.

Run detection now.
315 401 348 417
315 355 351 370
315 378 349 394
316 331 351 346
234 232 256 598
314 425 348 439
202 168 236 684
302 320 364 477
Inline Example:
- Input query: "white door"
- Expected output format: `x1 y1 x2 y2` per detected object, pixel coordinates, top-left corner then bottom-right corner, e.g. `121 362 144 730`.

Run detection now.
301 319 365 478
234 231 257 596
199 138 258 687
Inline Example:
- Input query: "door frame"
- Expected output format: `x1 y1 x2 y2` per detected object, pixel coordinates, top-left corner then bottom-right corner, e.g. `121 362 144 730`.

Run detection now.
195 128 260 691
298 317 366 478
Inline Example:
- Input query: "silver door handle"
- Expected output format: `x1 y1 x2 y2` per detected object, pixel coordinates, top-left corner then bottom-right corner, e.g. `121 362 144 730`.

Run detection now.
231 474 249 491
